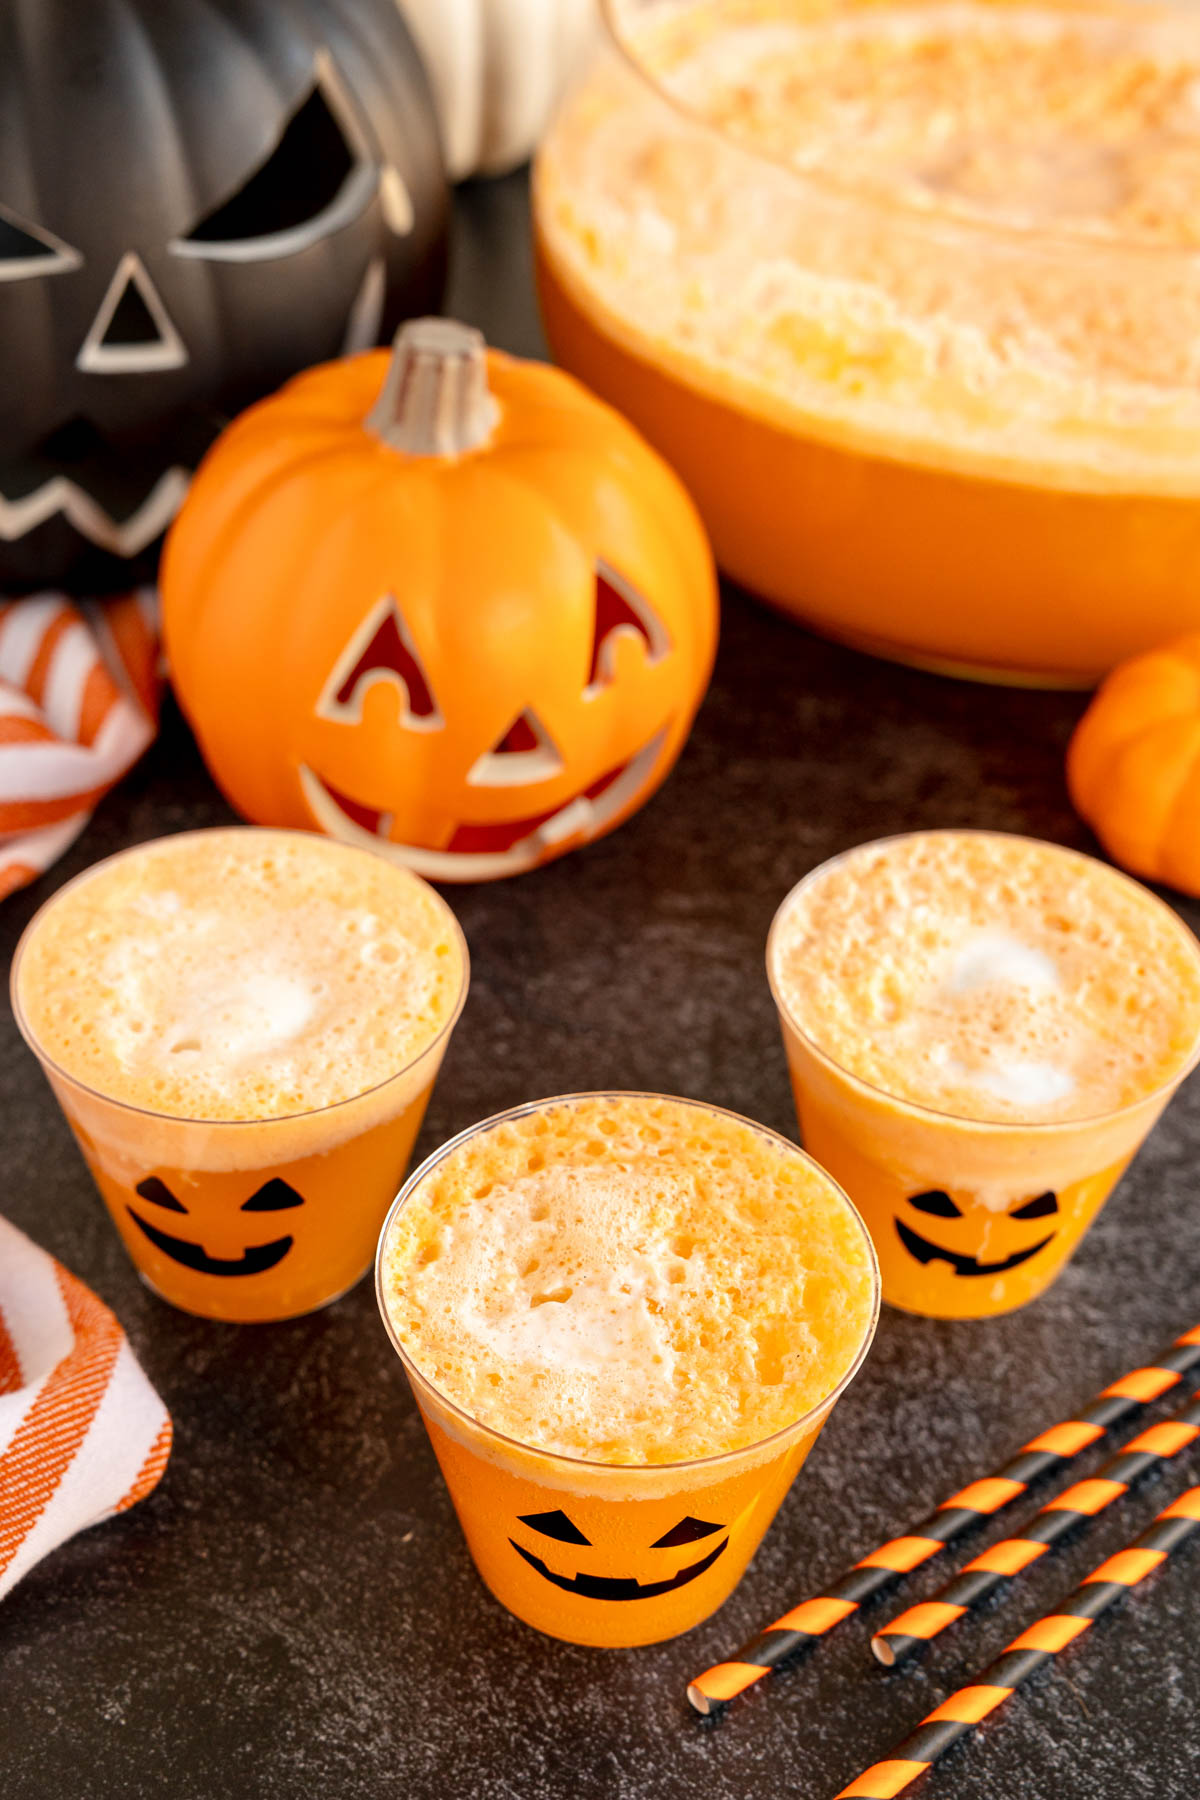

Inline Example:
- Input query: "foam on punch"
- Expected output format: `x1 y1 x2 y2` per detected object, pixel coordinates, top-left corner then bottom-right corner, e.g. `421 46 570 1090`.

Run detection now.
16 829 464 1122
381 1095 877 1464
771 832 1200 1124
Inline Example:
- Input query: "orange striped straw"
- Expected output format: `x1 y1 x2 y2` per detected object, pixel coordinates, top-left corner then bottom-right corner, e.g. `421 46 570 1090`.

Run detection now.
873 1384 1200 1665
836 1483 1200 1798
686 1321 1200 1715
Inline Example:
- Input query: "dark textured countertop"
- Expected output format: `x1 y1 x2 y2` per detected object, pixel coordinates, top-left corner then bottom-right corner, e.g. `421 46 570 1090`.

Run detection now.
2 174 1198 1800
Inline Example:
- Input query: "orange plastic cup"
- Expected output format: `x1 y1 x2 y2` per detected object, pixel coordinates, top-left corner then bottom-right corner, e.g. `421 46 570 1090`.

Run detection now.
767 837 1200 1319
12 835 468 1323
376 1094 880 1647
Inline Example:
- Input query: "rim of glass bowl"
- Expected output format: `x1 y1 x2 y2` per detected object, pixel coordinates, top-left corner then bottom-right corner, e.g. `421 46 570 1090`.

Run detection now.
597 0 1200 264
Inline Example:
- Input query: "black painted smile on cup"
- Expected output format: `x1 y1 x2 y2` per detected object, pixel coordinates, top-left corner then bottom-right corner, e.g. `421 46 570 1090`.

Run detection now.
127 1175 303 1278
895 1218 1056 1278
510 1510 729 1602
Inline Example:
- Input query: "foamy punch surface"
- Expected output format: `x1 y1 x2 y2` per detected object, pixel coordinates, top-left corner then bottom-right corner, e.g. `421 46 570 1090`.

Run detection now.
16 829 465 1120
537 0 1200 487
381 1095 876 1463
771 832 1200 1123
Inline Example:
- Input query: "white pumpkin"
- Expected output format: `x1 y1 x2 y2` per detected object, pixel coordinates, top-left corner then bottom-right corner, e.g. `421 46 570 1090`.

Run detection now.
397 0 597 180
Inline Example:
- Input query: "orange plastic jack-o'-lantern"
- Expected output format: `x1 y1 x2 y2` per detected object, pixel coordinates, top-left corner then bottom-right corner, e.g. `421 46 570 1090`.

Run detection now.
162 319 717 880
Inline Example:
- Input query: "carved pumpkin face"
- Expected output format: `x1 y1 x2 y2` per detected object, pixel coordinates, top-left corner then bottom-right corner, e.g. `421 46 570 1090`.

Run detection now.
296 560 685 879
896 1186 1060 1280
163 322 718 880
0 0 446 593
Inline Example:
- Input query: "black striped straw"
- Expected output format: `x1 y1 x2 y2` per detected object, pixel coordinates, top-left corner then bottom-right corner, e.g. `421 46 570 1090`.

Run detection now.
686 1322 1200 1715
873 1385 1200 1665
835 1483 1200 1798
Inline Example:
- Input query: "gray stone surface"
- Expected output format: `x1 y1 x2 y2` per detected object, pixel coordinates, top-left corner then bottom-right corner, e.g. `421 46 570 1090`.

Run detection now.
1 173 1197 1800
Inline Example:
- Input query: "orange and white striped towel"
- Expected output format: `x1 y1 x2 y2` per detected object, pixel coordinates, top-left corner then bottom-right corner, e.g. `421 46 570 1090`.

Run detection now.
0 591 160 901
0 1216 172 1603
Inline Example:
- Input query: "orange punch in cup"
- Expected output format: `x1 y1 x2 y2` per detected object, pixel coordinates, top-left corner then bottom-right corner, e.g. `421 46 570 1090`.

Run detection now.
768 832 1200 1319
12 828 468 1322
376 1093 878 1646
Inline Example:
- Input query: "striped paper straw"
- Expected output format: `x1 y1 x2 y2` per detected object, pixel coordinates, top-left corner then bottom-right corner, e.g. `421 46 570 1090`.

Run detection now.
686 1322 1200 1715
836 1483 1200 1798
873 1386 1200 1665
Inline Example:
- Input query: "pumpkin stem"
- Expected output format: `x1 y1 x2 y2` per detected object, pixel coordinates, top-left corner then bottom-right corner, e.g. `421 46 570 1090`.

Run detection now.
366 317 498 457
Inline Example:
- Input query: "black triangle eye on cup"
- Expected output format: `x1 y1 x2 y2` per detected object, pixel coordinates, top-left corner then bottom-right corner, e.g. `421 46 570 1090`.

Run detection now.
1009 1190 1059 1220
907 1189 963 1219
239 1179 306 1213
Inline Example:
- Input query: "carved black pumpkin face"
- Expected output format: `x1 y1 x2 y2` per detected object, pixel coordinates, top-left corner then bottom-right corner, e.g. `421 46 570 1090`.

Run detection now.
509 1509 732 1601
128 1174 304 1277
896 1186 1060 1278
0 0 446 593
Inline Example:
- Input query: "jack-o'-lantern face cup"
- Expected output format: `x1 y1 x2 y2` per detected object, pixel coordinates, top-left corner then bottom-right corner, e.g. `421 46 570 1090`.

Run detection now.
387 1393 830 1646
767 835 1200 1320
11 829 469 1323
375 1096 880 1648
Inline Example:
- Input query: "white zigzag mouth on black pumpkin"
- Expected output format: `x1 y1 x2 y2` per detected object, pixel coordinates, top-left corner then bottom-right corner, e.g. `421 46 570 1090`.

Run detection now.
299 728 669 880
0 466 191 555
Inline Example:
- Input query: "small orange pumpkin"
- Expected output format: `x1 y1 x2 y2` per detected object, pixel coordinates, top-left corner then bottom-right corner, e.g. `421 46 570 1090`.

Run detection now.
1068 632 1200 894
162 319 716 880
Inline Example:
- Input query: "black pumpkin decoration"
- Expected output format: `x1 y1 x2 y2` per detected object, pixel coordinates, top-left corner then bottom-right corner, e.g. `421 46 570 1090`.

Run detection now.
0 0 448 593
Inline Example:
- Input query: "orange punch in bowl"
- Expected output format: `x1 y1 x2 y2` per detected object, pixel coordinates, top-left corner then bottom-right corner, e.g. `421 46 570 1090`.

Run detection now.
535 0 1200 687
